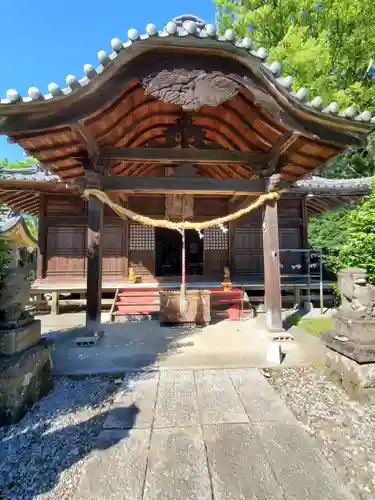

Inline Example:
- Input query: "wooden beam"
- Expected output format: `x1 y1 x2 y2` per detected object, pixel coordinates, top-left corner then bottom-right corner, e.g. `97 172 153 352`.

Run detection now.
98 147 267 165
100 175 266 194
71 121 99 164
262 197 283 331
261 131 300 177
85 194 104 335
0 179 77 193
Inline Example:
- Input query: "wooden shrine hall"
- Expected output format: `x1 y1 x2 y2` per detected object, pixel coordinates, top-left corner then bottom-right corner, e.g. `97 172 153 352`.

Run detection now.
0 14 374 332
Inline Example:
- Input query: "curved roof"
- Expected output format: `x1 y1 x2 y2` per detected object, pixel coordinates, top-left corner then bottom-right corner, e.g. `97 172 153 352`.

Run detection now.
1 14 374 126
0 165 59 181
0 216 37 248
0 14 374 185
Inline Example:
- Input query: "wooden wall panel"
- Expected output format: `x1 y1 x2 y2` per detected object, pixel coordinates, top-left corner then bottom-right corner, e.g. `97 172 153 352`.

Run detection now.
279 227 303 275
45 204 128 281
194 196 228 219
230 197 303 277
278 198 303 274
129 251 155 281
46 195 87 216
232 226 263 276
128 195 165 216
46 226 86 278
204 250 228 277
102 223 127 280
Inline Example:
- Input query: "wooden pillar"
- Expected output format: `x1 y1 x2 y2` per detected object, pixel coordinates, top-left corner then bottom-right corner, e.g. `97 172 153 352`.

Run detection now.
51 291 59 315
262 199 283 331
301 197 309 249
37 194 47 280
86 194 104 335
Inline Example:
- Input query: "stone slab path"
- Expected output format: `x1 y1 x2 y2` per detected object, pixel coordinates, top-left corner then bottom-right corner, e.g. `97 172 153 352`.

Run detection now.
73 369 355 500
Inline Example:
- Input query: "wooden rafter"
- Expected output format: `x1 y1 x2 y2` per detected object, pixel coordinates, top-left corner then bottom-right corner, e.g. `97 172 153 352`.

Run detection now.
0 191 32 205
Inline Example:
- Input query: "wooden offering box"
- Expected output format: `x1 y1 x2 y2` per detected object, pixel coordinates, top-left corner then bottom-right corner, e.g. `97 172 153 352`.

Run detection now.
159 289 211 326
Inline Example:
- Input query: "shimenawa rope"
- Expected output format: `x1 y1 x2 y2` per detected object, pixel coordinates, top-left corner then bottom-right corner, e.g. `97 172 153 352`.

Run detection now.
82 188 285 230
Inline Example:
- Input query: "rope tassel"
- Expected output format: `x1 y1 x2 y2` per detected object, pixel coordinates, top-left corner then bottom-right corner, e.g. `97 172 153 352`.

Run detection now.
82 189 284 229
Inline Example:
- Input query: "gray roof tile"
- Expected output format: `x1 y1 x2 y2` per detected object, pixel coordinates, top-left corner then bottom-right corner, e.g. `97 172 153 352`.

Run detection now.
0 14 373 127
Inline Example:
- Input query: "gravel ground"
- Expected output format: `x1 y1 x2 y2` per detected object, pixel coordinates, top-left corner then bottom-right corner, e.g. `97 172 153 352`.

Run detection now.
268 367 375 500
0 377 120 500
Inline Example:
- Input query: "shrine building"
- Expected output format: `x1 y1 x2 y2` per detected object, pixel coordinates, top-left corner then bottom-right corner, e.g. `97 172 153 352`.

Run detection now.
0 14 374 332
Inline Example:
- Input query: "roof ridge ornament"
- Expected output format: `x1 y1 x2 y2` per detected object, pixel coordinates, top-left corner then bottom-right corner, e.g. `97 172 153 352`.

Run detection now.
172 14 205 28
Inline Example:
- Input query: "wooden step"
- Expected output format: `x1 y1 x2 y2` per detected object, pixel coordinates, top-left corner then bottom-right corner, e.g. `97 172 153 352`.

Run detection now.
110 286 163 322
116 297 160 305
118 288 160 294
116 304 159 313
118 292 160 297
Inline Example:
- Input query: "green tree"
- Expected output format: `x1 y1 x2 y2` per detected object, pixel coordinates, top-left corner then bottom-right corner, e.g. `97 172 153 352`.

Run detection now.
308 208 351 250
332 187 375 283
0 157 37 169
24 215 38 239
0 235 11 268
320 135 375 179
215 0 375 110
216 0 375 281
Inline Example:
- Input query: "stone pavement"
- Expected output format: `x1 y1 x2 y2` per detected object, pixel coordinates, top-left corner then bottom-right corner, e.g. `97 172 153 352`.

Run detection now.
41 313 327 375
73 368 355 500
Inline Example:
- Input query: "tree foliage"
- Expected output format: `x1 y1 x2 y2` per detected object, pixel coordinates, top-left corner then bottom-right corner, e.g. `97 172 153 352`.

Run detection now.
215 0 375 110
0 157 37 169
308 190 375 283
308 208 352 250
320 135 375 179
0 235 11 268
331 188 375 283
216 0 375 280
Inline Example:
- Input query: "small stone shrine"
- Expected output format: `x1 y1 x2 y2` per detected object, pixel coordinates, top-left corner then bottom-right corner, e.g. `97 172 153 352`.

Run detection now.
0 267 53 425
321 268 375 402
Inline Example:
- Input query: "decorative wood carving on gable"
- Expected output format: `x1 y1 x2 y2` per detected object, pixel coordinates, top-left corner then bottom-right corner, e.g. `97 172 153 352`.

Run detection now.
145 114 221 150
142 69 240 111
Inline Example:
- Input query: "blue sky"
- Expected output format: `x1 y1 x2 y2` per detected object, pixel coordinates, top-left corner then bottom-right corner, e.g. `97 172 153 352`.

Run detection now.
0 0 216 161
